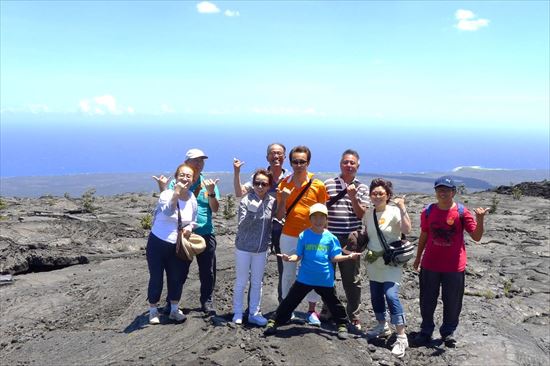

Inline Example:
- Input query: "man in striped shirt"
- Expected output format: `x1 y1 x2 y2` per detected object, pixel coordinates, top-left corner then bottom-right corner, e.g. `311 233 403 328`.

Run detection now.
323 149 370 329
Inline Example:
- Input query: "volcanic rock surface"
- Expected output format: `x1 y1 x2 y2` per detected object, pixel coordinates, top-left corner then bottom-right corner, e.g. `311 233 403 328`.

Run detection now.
0 190 548 365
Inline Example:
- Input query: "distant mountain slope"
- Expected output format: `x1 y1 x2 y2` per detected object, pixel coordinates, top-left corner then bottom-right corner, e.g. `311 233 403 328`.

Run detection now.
1 169 548 197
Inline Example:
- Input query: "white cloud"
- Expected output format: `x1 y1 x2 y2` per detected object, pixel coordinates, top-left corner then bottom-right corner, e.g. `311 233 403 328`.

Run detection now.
455 9 475 20
78 95 134 115
160 103 175 113
94 95 117 113
197 1 220 14
455 9 489 31
224 9 240 17
28 104 49 114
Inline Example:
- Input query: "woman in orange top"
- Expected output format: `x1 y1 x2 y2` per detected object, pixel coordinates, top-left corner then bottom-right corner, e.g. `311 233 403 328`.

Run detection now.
276 145 329 325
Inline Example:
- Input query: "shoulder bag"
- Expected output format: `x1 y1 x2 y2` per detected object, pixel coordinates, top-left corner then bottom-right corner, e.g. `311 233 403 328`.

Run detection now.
373 209 414 266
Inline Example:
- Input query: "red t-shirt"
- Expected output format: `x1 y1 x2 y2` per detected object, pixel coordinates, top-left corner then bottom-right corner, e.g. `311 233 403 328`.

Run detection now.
420 203 477 272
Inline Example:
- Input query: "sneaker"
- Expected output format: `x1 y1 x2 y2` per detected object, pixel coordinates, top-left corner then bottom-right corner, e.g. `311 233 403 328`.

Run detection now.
232 313 243 325
391 335 409 358
201 302 216 316
366 322 392 339
442 334 457 348
149 310 160 325
351 319 362 331
169 309 186 322
248 313 268 327
162 303 171 315
337 324 349 340
307 311 321 327
264 320 277 336
414 332 432 346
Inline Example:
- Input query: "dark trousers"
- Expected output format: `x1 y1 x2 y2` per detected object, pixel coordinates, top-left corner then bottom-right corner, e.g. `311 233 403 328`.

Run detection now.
273 281 349 326
196 234 217 306
271 224 284 303
146 233 190 304
419 268 465 337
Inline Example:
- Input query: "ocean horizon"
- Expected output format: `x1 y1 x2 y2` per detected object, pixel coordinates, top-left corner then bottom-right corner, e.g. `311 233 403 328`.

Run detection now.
1 166 548 198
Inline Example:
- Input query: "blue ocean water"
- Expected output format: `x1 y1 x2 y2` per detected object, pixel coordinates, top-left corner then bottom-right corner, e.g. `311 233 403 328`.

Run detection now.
1 115 548 177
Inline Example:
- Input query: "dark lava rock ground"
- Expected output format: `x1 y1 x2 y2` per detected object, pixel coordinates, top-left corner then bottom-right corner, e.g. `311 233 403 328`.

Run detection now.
0 190 549 365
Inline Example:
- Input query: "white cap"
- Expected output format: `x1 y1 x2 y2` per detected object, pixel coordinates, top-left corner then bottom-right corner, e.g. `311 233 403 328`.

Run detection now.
185 148 208 160
309 203 328 216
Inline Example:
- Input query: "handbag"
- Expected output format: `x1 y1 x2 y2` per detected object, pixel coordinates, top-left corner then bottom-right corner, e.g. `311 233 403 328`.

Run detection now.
373 210 414 266
346 229 369 252
175 201 206 261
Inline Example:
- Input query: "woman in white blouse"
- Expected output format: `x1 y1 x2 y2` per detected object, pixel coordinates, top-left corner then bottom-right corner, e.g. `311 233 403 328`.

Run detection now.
146 163 197 325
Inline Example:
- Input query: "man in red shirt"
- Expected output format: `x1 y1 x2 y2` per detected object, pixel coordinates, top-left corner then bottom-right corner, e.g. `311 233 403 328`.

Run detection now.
413 176 489 347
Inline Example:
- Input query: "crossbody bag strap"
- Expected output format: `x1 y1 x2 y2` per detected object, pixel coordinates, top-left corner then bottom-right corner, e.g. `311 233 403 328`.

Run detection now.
326 179 349 208
176 200 183 231
285 177 314 217
373 210 390 252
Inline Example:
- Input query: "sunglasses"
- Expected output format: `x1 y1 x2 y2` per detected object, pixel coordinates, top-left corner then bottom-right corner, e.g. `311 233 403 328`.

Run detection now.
253 181 269 188
291 159 308 165
370 191 387 197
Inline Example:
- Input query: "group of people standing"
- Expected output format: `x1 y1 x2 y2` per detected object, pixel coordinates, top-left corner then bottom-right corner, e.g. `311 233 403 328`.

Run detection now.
145 143 489 359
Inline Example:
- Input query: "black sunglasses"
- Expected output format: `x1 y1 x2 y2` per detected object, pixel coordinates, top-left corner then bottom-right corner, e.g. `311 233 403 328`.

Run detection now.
291 159 308 165
253 181 269 187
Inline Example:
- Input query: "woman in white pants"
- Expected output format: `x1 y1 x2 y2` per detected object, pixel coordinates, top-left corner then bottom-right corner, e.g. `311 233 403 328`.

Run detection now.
232 169 276 326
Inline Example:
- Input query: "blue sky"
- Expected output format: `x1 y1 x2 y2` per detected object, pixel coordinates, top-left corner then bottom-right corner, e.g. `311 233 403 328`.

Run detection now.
0 1 549 176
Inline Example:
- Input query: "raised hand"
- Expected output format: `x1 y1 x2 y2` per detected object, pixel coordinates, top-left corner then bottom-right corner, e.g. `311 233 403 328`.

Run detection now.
393 195 407 211
204 178 219 195
152 175 170 192
347 183 357 199
474 207 491 217
279 187 294 200
233 158 245 172
173 181 189 196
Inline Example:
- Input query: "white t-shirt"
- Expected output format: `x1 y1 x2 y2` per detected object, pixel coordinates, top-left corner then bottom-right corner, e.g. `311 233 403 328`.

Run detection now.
364 205 403 284
151 189 197 244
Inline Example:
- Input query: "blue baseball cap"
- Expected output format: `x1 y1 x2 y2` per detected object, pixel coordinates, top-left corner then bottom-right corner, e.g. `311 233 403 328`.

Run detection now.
434 176 456 189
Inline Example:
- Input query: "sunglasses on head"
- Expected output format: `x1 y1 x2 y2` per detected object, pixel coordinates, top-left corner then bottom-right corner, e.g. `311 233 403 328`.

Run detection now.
253 181 269 187
291 159 308 165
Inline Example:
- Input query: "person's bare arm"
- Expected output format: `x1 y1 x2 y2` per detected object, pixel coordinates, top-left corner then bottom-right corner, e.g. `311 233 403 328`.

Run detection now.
413 230 428 271
469 207 490 241
331 252 361 263
232 158 248 197
275 187 292 220
204 179 220 212
394 196 412 235
347 184 367 219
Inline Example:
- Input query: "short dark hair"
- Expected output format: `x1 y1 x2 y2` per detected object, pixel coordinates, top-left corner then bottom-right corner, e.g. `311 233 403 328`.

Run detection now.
289 145 311 162
252 169 273 186
370 178 393 203
267 143 286 155
341 149 360 164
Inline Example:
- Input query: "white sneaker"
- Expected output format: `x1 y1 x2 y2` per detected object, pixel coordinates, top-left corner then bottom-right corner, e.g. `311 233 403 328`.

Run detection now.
169 309 186 322
248 313 268 326
149 310 160 325
366 322 392 339
233 313 243 325
391 335 409 358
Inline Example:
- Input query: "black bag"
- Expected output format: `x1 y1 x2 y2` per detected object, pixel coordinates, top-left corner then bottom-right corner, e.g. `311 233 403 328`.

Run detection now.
373 210 414 266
